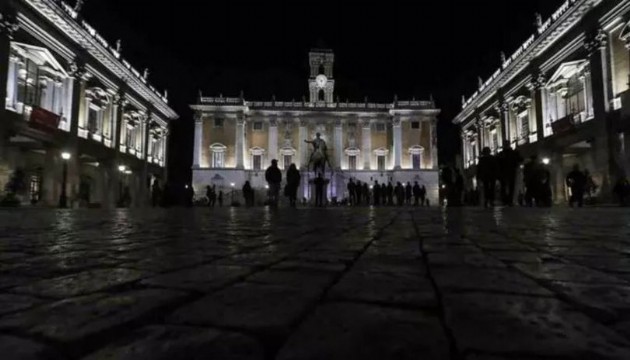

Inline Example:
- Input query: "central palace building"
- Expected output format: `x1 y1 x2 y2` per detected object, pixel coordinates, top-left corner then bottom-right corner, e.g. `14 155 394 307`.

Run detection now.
191 49 440 204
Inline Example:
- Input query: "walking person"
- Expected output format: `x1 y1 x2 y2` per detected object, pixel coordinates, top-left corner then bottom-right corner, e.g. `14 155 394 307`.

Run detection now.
218 191 223 207
314 173 326 207
566 164 587 208
286 164 301 207
206 185 213 207
265 159 282 207
381 183 387 205
405 182 413 205
477 147 498 208
497 140 522 206
420 185 427 206
355 180 362 206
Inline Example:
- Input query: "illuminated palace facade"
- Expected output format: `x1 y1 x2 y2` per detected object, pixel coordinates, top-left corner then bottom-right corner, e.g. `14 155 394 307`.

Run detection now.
0 0 178 207
455 0 630 203
191 49 440 204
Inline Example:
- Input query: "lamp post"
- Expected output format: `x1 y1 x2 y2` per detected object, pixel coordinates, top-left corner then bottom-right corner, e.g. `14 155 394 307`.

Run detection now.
230 182 235 205
58 152 71 208
117 165 126 206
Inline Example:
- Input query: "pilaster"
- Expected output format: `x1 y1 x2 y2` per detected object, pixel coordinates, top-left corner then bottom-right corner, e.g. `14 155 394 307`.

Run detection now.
193 113 202 167
334 119 343 169
298 119 308 169
361 119 372 170
392 117 402 170
0 4 18 111
430 118 438 169
268 118 278 166
235 116 245 169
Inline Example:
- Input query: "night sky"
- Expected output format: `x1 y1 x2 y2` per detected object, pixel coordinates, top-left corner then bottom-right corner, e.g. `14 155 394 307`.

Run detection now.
80 0 565 186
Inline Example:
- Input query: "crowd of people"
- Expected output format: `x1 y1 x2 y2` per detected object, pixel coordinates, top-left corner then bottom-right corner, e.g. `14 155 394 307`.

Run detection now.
442 139 630 208
345 179 428 207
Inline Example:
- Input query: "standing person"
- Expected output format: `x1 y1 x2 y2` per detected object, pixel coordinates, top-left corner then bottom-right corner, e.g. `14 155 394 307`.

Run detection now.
314 173 326 207
614 178 630 206
185 184 194 207
286 164 301 208
381 183 387 205
151 179 162 207
218 190 223 207
453 170 464 206
539 166 552 207
242 181 253 207
265 159 282 207
355 180 363 206
497 140 523 206
206 185 214 207
566 164 587 208
395 182 405 206
373 181 381 206
584 169 596 203
362 182 370 205
477 147 498 208
523 155 539 207
413 181 421 206
405 182 413 205
421 185 427 206
387 182 394 206
347 179 356 206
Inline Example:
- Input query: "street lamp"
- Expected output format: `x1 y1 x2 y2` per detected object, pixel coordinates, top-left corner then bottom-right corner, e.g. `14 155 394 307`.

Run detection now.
230 182 236 205
58 152 71 208
542 157 550 165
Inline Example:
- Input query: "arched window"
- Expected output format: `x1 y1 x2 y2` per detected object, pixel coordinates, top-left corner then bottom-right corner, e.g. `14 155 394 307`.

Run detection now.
210 143 227 168
318 89 325 101
408 146 425 170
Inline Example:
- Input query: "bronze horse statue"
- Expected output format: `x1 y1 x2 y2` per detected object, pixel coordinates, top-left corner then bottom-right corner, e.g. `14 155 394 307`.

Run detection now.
305 135 333 175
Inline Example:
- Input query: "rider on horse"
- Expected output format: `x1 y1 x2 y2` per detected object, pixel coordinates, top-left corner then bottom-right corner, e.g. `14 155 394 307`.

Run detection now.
304 133 331 173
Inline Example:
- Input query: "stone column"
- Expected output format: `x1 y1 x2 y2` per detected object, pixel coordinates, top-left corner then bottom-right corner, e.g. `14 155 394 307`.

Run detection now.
162 130 169 181
586 29 617 197
393 117 402 170
193 113 202 168
5 55 18 109
106 92 125 208
235 116 245 169
268 118 278 165
334 119 343 169
0 6 18 111
529 72 545 143
430 118 438 169
361 119 371 170
461 133 468 167
139 113 151 207
298 119 307 169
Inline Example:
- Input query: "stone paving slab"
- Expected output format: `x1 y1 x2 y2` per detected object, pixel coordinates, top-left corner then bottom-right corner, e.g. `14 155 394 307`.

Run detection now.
1 207 630 359
276 302 450 360
0 289 188 343
9 268 151 299
443 292 630 359
81 325 264 360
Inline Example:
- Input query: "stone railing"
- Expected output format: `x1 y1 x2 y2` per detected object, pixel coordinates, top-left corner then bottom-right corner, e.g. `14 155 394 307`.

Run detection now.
199 98 434 110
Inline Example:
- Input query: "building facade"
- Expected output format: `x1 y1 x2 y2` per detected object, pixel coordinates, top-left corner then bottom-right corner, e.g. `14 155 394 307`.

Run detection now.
191 49 440 204
454 0 630 203
0 0 178 207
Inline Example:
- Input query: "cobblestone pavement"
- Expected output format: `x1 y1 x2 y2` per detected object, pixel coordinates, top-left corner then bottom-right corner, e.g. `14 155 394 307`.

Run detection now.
1 207 630 359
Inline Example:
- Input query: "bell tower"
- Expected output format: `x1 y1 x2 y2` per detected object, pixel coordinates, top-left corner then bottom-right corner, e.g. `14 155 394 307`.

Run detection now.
308 49 335 103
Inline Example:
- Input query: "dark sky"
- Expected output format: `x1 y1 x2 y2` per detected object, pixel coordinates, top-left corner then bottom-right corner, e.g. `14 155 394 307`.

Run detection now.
80 0 565 184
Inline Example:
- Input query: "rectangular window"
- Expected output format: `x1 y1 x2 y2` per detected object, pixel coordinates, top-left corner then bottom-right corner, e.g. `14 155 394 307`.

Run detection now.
212 152 224 168
29 174 41 203
87 106 101 133
253 154 262 171
411 121 420 129
412 154 421 170
348 155 357 170
375 123 386 132
214 118 224 128
377 155 386 171
518 112 529 139
283 155 292 169
253 121 263 131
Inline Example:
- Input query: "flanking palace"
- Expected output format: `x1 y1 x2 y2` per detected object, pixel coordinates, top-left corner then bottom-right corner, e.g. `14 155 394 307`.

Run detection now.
191 49 440 204
454 0 630 203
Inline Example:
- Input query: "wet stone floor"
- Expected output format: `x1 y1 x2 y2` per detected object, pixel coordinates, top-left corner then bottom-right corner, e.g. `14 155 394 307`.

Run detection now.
1 207 630 359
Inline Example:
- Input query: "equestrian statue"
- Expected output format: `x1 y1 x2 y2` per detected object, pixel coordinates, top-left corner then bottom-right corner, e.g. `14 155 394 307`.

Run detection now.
304 132 333 175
